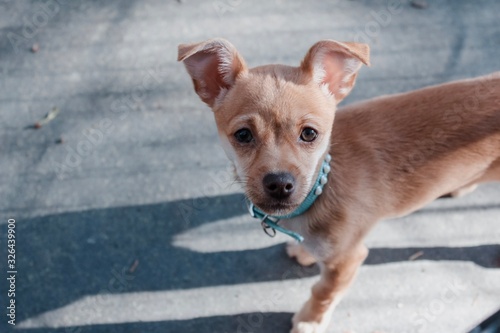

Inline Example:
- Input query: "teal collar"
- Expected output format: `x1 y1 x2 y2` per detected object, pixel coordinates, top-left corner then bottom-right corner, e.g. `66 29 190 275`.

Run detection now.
247 154 332 243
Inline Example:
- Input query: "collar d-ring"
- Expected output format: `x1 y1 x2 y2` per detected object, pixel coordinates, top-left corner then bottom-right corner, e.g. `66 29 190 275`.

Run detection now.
247 153 332 243
260 219 277 237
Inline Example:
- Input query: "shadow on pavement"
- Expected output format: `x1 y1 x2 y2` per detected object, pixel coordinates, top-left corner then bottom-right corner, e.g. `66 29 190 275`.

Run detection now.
0 193 317 332
1 193 498 333
10 313 293 333
366 244 500 268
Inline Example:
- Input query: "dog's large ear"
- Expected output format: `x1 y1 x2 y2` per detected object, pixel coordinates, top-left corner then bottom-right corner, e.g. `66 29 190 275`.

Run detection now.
301 40 370 103
178 38 247 107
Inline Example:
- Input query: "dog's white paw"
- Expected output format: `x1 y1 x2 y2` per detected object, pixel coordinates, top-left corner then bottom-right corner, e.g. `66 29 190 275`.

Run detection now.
291 321 323 333
290 301 331 333
286 242 318 266
291 315 330 333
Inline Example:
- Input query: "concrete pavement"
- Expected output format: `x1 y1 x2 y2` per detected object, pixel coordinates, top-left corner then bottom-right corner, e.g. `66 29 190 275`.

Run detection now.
1 0 499 332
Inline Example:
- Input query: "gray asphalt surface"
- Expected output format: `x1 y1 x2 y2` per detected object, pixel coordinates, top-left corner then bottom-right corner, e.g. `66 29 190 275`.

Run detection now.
1 1 499 333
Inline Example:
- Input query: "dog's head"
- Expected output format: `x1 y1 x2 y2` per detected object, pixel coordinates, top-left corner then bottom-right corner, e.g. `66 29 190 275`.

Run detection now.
178 38 369 215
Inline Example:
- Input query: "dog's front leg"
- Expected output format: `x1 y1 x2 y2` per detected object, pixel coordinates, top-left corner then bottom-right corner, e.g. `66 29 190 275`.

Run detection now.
291 243 368 333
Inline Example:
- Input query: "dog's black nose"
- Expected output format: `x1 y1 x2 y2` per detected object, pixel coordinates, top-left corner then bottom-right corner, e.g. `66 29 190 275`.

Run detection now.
263 172 295 199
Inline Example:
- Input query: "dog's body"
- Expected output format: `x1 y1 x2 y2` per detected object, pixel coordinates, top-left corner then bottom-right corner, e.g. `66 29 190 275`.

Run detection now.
337 75 500 217
178 38 500 333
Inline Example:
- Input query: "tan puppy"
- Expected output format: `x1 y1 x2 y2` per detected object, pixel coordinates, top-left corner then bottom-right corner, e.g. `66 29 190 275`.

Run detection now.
178 38 500 333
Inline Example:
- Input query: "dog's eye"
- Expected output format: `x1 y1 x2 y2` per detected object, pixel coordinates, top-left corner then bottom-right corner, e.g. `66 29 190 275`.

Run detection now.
234 128 253 143
300 128 318 142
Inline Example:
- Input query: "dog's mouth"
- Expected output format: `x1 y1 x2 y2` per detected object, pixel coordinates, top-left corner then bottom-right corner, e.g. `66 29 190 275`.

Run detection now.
253 200 299 216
